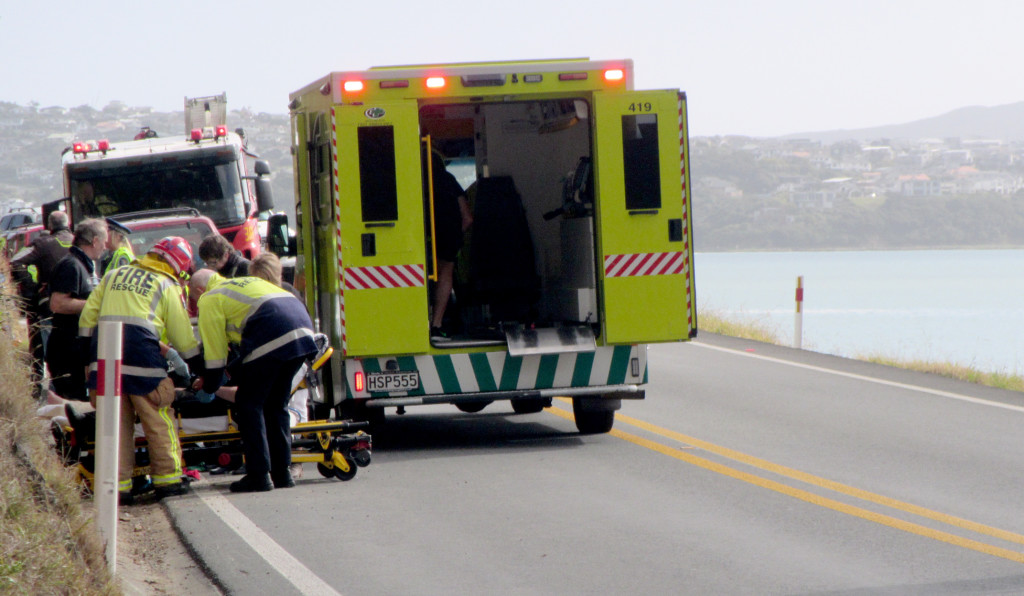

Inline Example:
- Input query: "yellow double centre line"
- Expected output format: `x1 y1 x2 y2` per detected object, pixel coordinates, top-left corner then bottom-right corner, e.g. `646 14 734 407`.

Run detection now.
548 401 1024 563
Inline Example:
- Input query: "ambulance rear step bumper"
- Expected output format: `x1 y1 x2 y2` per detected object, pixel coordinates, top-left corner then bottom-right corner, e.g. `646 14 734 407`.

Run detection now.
364 384 643 408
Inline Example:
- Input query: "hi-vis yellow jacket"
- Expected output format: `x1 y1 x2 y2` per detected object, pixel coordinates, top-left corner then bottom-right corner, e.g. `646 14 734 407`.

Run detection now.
80 254 200 395
196 275 317 390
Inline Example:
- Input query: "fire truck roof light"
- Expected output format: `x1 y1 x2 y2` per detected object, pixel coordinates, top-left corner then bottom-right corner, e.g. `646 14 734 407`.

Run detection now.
343 80 365 93
558 72 589 81
190 129 203 142
604 69 625 82
215 125 228 138
425 76 446 89
73 142 88 154
97 139 110 152
379 80 409 89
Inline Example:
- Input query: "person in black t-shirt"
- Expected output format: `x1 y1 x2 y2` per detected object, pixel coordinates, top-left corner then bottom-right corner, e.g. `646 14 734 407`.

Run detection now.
47 218 108 401
425 150 472 337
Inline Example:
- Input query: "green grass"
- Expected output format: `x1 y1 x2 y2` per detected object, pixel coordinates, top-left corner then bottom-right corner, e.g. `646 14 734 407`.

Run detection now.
697 307 1024 393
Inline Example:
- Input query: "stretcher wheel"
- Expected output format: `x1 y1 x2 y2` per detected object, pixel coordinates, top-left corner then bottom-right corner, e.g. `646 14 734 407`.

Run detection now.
316 452 358 481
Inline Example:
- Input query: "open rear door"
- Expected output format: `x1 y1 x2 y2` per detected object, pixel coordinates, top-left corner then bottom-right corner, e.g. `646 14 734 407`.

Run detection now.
332 102 430 357
593 90 695 344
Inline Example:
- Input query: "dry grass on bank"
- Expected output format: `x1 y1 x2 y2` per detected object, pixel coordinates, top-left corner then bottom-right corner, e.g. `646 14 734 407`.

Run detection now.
697 307 1024 393
0 265 118 595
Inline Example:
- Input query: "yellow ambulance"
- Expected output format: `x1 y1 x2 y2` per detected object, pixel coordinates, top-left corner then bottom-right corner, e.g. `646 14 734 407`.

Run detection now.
272 58 695 433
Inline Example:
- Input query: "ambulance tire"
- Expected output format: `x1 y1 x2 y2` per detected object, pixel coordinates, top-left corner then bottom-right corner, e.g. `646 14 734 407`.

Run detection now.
510 397 550 414
572 397 616 434
456 401 491 413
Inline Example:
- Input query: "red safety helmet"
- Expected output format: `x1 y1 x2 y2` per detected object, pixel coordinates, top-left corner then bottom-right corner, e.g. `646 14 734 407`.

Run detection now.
150 236 194 276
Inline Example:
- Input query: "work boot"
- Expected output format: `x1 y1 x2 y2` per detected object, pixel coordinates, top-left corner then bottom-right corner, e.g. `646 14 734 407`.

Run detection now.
229 474 273 493
154 482 190 500
272 469 295 489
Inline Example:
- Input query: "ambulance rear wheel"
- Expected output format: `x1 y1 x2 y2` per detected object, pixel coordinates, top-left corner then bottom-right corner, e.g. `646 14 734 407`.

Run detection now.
456 401 491 413
572 397 616 434
511 397 550 414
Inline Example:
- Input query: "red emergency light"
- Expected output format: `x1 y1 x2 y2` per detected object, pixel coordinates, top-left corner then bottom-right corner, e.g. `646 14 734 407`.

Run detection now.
72 142 91 154
343 80 365 93
425 76 446 89
604 69 625 82
190 128 203 142
354 371 365 392
97 139 110 152
215 125 228 138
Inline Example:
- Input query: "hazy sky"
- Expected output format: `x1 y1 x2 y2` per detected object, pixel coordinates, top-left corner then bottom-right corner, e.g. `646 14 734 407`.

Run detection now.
3 0 1023 137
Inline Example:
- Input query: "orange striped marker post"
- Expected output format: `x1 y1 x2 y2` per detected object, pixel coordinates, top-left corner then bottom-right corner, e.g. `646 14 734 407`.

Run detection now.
794 276 804 349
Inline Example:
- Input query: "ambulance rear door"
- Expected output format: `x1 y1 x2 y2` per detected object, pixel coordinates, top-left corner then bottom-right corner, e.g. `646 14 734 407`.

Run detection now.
593 89 696 344
332 102 430 356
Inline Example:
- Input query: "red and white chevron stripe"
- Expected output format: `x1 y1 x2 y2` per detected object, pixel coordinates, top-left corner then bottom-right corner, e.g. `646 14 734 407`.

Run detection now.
344 264 426 290
604 252 686 278
331 108 347 354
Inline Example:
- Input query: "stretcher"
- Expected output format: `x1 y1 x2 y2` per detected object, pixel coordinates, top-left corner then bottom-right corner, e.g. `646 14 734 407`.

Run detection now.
52 334 371 494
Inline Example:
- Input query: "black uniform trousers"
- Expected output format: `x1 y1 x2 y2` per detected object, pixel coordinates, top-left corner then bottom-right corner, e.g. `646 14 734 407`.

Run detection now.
234 356 307 478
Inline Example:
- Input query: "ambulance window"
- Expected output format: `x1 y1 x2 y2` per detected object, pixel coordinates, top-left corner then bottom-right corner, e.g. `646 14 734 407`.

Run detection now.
358 126 398 222
621 114 661 210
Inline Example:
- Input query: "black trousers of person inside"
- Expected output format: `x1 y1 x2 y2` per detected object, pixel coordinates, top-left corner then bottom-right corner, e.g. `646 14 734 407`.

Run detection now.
234 356 306 478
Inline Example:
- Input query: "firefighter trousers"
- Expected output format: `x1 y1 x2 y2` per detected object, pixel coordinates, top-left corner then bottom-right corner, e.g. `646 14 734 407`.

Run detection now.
117 377 183 494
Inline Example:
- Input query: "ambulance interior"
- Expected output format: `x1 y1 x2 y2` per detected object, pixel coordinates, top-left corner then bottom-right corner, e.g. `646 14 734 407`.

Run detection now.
420 99 599 352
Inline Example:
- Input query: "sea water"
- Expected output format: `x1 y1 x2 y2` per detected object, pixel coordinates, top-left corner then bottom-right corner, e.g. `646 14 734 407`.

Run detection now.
694 250 1024 374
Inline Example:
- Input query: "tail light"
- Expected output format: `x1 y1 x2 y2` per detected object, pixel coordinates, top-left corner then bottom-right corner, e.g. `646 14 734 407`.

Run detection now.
354 371 365 392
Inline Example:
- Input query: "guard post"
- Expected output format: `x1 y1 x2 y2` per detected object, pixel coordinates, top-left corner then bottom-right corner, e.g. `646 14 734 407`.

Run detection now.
794 276 804 349
94 320 122 573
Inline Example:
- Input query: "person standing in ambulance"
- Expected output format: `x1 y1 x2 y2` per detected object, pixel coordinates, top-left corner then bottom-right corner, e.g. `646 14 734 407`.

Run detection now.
425 150 472 338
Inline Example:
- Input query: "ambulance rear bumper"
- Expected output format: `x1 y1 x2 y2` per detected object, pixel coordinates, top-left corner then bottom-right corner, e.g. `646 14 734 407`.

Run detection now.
364 384 644 408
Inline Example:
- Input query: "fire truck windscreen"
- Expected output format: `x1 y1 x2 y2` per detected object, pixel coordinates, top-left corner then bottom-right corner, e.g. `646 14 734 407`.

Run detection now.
67 150 246 226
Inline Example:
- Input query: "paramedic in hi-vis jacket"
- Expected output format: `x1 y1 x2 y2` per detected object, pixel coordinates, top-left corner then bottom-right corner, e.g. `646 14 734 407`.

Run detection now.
188 268 318 493
79 237 203 505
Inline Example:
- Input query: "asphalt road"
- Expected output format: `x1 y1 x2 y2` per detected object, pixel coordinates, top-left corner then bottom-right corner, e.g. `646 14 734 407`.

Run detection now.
166 333 1024 595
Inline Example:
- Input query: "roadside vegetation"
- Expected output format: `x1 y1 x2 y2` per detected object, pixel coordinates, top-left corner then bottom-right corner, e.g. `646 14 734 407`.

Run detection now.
0 263 116 595
697 307 1024 392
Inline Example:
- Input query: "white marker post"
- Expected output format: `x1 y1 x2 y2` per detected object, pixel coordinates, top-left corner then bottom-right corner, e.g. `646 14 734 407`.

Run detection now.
94 320 122 573
794 276 804 349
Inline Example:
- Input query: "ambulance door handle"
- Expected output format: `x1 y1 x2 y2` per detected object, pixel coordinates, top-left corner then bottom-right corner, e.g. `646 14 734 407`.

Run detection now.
361 233 376 257
668 219 683 242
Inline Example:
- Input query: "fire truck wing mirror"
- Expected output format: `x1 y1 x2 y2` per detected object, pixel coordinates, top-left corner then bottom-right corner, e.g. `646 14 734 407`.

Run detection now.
43 198 69 227
267 213 291 256
255 177 275 213
254 159 271 176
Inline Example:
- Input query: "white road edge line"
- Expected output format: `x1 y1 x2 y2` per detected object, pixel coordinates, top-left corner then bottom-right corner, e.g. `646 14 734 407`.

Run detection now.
691 341 1024 414
197 491 342 596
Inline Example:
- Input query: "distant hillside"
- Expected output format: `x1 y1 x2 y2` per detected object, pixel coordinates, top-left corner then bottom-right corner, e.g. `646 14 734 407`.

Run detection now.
783 101 1024 143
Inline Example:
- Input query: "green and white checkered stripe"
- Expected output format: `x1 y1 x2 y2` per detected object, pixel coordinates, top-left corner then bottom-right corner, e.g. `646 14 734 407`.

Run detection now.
345 345 647 399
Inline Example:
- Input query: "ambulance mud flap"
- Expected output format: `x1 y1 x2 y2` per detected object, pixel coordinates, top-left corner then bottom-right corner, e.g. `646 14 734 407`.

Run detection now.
364 383 643 408
505 325 597 357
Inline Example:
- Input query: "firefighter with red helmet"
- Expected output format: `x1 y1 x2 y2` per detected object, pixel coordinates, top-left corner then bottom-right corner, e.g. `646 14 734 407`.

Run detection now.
79 236 203 504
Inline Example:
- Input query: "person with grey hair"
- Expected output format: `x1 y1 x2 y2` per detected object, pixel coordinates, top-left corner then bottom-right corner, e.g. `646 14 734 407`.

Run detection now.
11 209 74 393
46 218 108 401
